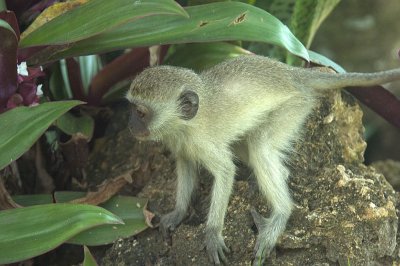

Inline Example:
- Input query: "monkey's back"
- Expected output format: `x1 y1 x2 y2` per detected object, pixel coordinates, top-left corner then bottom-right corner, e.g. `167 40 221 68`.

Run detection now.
193 55 315 143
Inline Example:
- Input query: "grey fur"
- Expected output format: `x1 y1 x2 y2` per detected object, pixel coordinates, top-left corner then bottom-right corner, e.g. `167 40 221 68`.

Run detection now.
126 55 400 265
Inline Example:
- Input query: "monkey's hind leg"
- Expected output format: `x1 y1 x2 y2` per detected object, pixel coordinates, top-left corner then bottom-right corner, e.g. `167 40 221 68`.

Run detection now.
160 156 198 240
247 98 313 265
248 141 292 265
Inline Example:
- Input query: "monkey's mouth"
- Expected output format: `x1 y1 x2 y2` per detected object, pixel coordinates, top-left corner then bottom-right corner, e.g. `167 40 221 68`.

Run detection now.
134 135 149 141
128 127 150 141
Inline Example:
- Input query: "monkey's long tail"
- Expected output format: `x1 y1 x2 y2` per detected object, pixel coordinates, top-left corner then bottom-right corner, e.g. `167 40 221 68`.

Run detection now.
303 67 400 90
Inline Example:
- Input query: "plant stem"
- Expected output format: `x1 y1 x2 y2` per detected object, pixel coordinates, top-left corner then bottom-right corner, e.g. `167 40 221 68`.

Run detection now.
0 0 6 12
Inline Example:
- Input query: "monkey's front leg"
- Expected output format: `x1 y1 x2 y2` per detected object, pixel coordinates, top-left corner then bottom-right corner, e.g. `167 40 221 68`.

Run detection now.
160 156 197 239
204 156 236 265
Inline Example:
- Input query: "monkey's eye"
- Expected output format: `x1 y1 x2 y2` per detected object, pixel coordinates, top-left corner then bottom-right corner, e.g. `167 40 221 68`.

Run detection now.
136 109 146 119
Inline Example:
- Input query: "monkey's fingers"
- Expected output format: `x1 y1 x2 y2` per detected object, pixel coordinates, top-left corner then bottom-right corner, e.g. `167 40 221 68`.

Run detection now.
250 208 272 265
159 210 186 244
159 224 172 244
159 218 175 244
252 242 268 266
207 246 229 265
253 228 273 266
207 250 221 265
205 232 230 265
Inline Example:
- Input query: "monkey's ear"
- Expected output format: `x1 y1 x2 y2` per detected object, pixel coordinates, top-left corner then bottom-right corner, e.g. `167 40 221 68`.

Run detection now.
178 90 199 120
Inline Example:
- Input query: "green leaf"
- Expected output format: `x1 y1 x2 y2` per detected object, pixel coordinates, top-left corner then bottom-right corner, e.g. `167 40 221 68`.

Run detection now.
287 0 340 65
20 0 187 47
78 55 102 93
0 203 123 264
0 18 15 33
55 112 95 140
260 0 295 26
290 0 340 48
55 192 148 246
0 1 6 12
49 63 73 100
166 42 251 71
12 192 149 246
83 246 98 266
0 101 82 170
26 2 309 64
308 50 346 73
245 0 295 60
12 194 54 206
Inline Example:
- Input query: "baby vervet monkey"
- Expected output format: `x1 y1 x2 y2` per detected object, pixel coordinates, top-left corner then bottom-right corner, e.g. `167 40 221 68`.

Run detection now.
126 55 400 265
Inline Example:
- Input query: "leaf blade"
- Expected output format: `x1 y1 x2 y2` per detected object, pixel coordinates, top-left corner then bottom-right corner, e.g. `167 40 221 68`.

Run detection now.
55 112 95 140
0 101 82 170
26 2 309 64
20 0 188 47
83 246 98 266
60 193 149 246
15 192 149 246
0 203 123 264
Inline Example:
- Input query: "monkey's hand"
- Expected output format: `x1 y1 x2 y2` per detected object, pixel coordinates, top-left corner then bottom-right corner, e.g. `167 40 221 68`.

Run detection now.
205 228 230 265
159 209 186 241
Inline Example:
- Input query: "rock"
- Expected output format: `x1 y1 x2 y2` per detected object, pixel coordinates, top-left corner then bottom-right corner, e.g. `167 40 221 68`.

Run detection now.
371 160 400 191
90 91 398 265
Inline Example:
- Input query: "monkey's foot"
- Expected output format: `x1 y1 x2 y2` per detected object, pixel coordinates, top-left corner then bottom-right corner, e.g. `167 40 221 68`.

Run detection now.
159 209 186 242
205 228 230 265
251 208 286 266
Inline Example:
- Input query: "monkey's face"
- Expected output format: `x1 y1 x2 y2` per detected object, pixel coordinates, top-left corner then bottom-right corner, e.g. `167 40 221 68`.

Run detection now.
127 66 201 141
128 102 153 141
127 89 199 142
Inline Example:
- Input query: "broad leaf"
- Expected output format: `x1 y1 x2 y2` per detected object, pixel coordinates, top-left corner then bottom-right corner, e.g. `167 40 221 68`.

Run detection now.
0 100 82 170
24 2 309 64
20 0 90 39
245 0 296 60
290 0 340 48
49 62 73 100
55 112 95 140
83 246 98 266
55 192 148 246
0 2 6 12
308 50 345 73
0 10 20 38
14 192 150 246
79 55 102 93
0 203 123 264
287 0 340 65
20 0 188 47
248 0 340 65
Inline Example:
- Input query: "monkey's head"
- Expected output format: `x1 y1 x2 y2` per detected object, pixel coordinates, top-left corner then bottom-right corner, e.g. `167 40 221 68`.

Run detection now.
126 66 202 141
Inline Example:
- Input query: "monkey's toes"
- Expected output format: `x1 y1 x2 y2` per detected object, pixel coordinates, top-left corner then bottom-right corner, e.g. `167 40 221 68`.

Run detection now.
250 208 273 265
252 235 272 266
159 210 185 243
205 231 230 265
